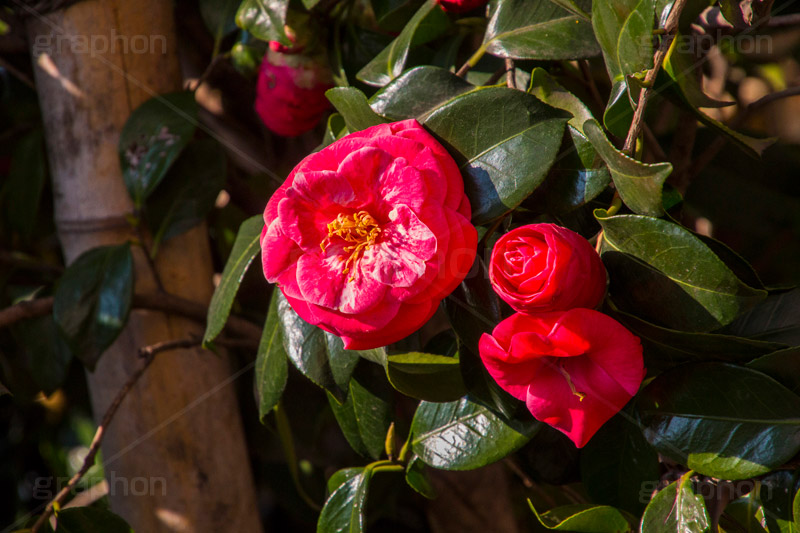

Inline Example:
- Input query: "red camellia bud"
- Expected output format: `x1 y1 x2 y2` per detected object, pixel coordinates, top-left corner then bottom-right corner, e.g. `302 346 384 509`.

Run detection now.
255 49 333 137
488 223 607 313
436 0 488 13
479 309 645 448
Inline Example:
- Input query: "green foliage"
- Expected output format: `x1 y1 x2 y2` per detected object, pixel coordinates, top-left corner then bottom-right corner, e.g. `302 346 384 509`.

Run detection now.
255 290 289 421
53 244 134 370
640 474 710 532
236 0 290 44
204 215 264 344
528 501 633 532
54 507 133 533
118 92 198 207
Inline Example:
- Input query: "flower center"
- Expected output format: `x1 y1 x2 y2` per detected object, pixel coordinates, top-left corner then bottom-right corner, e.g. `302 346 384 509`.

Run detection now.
321 210 382 276
557 363 586 402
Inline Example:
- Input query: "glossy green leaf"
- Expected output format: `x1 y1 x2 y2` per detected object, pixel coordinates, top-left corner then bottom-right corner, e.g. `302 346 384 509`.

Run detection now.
55 507 133 533
760 471 800 531
146 139 226 252
385 352 466 402
329 364 392 459
638 363 800 479
256 290 288 422
483 0 599 60
235 0 290 44
747 347 800 395
325 87 387 133
592 0 654 135
372 0 425 32
318 467 373 533
356 0 450 87
528 501 632 532
580 411 659 515
596 212 766 331
584 119 671 216
724 496 769 533
320 113 349 150
2 129 46 239
640 475 710 533
529 68 595 131
369 66 475 121
119 91 197 207
53 244 133 370
661 33 734 109
275 292 359 402
423 86 568 224
609 303 786 372
411 397 534 470
204 215 263 344
405 455 436 499
725 289 800 346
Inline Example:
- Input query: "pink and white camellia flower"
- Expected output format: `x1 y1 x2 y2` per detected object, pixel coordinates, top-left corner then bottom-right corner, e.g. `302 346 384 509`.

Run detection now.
261 119 477 350
479 309 645 448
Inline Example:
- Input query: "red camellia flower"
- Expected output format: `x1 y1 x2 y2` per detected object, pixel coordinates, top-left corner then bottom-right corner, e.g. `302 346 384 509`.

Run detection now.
479 309 645 448
489 223 606 313
261 119 477 349
437 0 488 13
255 49 333 137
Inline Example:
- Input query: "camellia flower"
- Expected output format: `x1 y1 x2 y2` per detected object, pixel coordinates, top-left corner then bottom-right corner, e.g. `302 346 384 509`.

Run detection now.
478 309 645 447
437 0 488 13
255 48 333 137
489 223 606 313
261 119 477 349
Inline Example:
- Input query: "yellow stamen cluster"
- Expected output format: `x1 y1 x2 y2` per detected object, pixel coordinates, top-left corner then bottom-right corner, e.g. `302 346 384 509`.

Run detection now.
321 211 382 276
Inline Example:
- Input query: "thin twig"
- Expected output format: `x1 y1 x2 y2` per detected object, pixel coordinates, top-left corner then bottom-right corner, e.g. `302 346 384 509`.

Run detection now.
505 58 516 89
0 292 262 340
689 85 800 177
622 0 690 155
30 342 166 532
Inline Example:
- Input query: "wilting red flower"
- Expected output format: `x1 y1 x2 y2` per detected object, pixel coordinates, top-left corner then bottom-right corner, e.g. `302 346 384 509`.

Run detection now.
261 119 477 349
479 309 645 447
255 49 333 137
437 0 488 13
489 223 606 313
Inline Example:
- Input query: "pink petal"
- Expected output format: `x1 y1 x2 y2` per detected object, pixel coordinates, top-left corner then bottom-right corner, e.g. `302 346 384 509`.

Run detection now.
261 219 302 282
479 333 542 402
336 146 393 199
340 298 437 350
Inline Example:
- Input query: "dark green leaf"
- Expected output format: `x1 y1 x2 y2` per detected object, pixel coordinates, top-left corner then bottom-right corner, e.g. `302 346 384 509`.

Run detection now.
725 289 800 345
638 363 800 479
275 292 359 402
119 91 197 207
584 119 671 216
385 352 467 402
483 0 599 60
405 455 436 499
356 0 450 87
528 68 595 131
580 411 660 515
723 496 769 532
596 211 766 331
12 316 72 394
325 87 388 133
592 0 655 133
640 475 710 533
53 244 134 370
747 347 800 395
204 215 263 344
2 129 46 239
320 113 349 149
235 0 290 44
371 0 425 32
423 86 568 224
146 139 226 252
328 364 393 459
369 66 475 121
317 467 373 533
608 303 787 373
528 501 633 532
256 290 288 422
661 34 734 109
760 470 800 530
411 397 534 470
55 507 133 533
